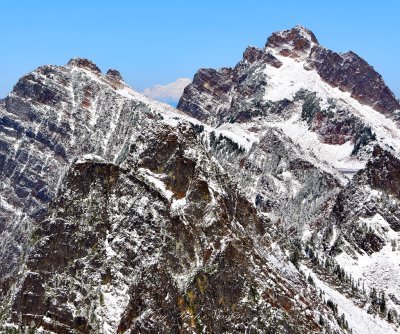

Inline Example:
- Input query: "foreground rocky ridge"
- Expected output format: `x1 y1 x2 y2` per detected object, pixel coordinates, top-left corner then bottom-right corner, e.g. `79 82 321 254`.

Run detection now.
0 26 399 333
6 129 334 333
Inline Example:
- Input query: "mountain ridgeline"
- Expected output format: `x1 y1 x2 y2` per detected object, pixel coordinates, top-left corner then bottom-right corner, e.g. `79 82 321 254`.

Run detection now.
0 26 400 334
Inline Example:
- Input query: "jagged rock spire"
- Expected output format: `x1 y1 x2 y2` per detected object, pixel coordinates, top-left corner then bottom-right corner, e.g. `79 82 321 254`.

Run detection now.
66 57 101 73
106 69 123 81
266 25 319 58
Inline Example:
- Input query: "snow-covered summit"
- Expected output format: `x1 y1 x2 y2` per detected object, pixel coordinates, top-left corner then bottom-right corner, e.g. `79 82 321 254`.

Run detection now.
179 26 400 170
265 25 319 59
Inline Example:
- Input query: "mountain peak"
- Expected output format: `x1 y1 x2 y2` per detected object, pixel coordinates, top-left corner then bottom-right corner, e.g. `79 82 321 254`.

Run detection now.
266 25 319 58
106 69 123 81
293 25 318 41
66 57 101 73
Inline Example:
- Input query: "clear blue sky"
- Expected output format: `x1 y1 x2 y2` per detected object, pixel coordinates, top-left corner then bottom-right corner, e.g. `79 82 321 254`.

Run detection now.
1 0 399 98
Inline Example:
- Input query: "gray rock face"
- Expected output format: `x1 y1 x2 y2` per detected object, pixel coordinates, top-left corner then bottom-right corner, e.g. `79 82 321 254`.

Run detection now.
204 126 342 238
306 48 400 115
327 146 400 255
0 59 155 279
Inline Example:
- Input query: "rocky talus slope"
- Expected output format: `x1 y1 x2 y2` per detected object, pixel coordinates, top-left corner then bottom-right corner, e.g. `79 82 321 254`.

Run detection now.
0 26 399 334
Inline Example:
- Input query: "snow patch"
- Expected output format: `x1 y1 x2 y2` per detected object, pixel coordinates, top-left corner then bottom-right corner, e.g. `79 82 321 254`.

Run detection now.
302 266 399 334
271 113 366 171
76 154 107 164
336 214 400 306
137 168 174 200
